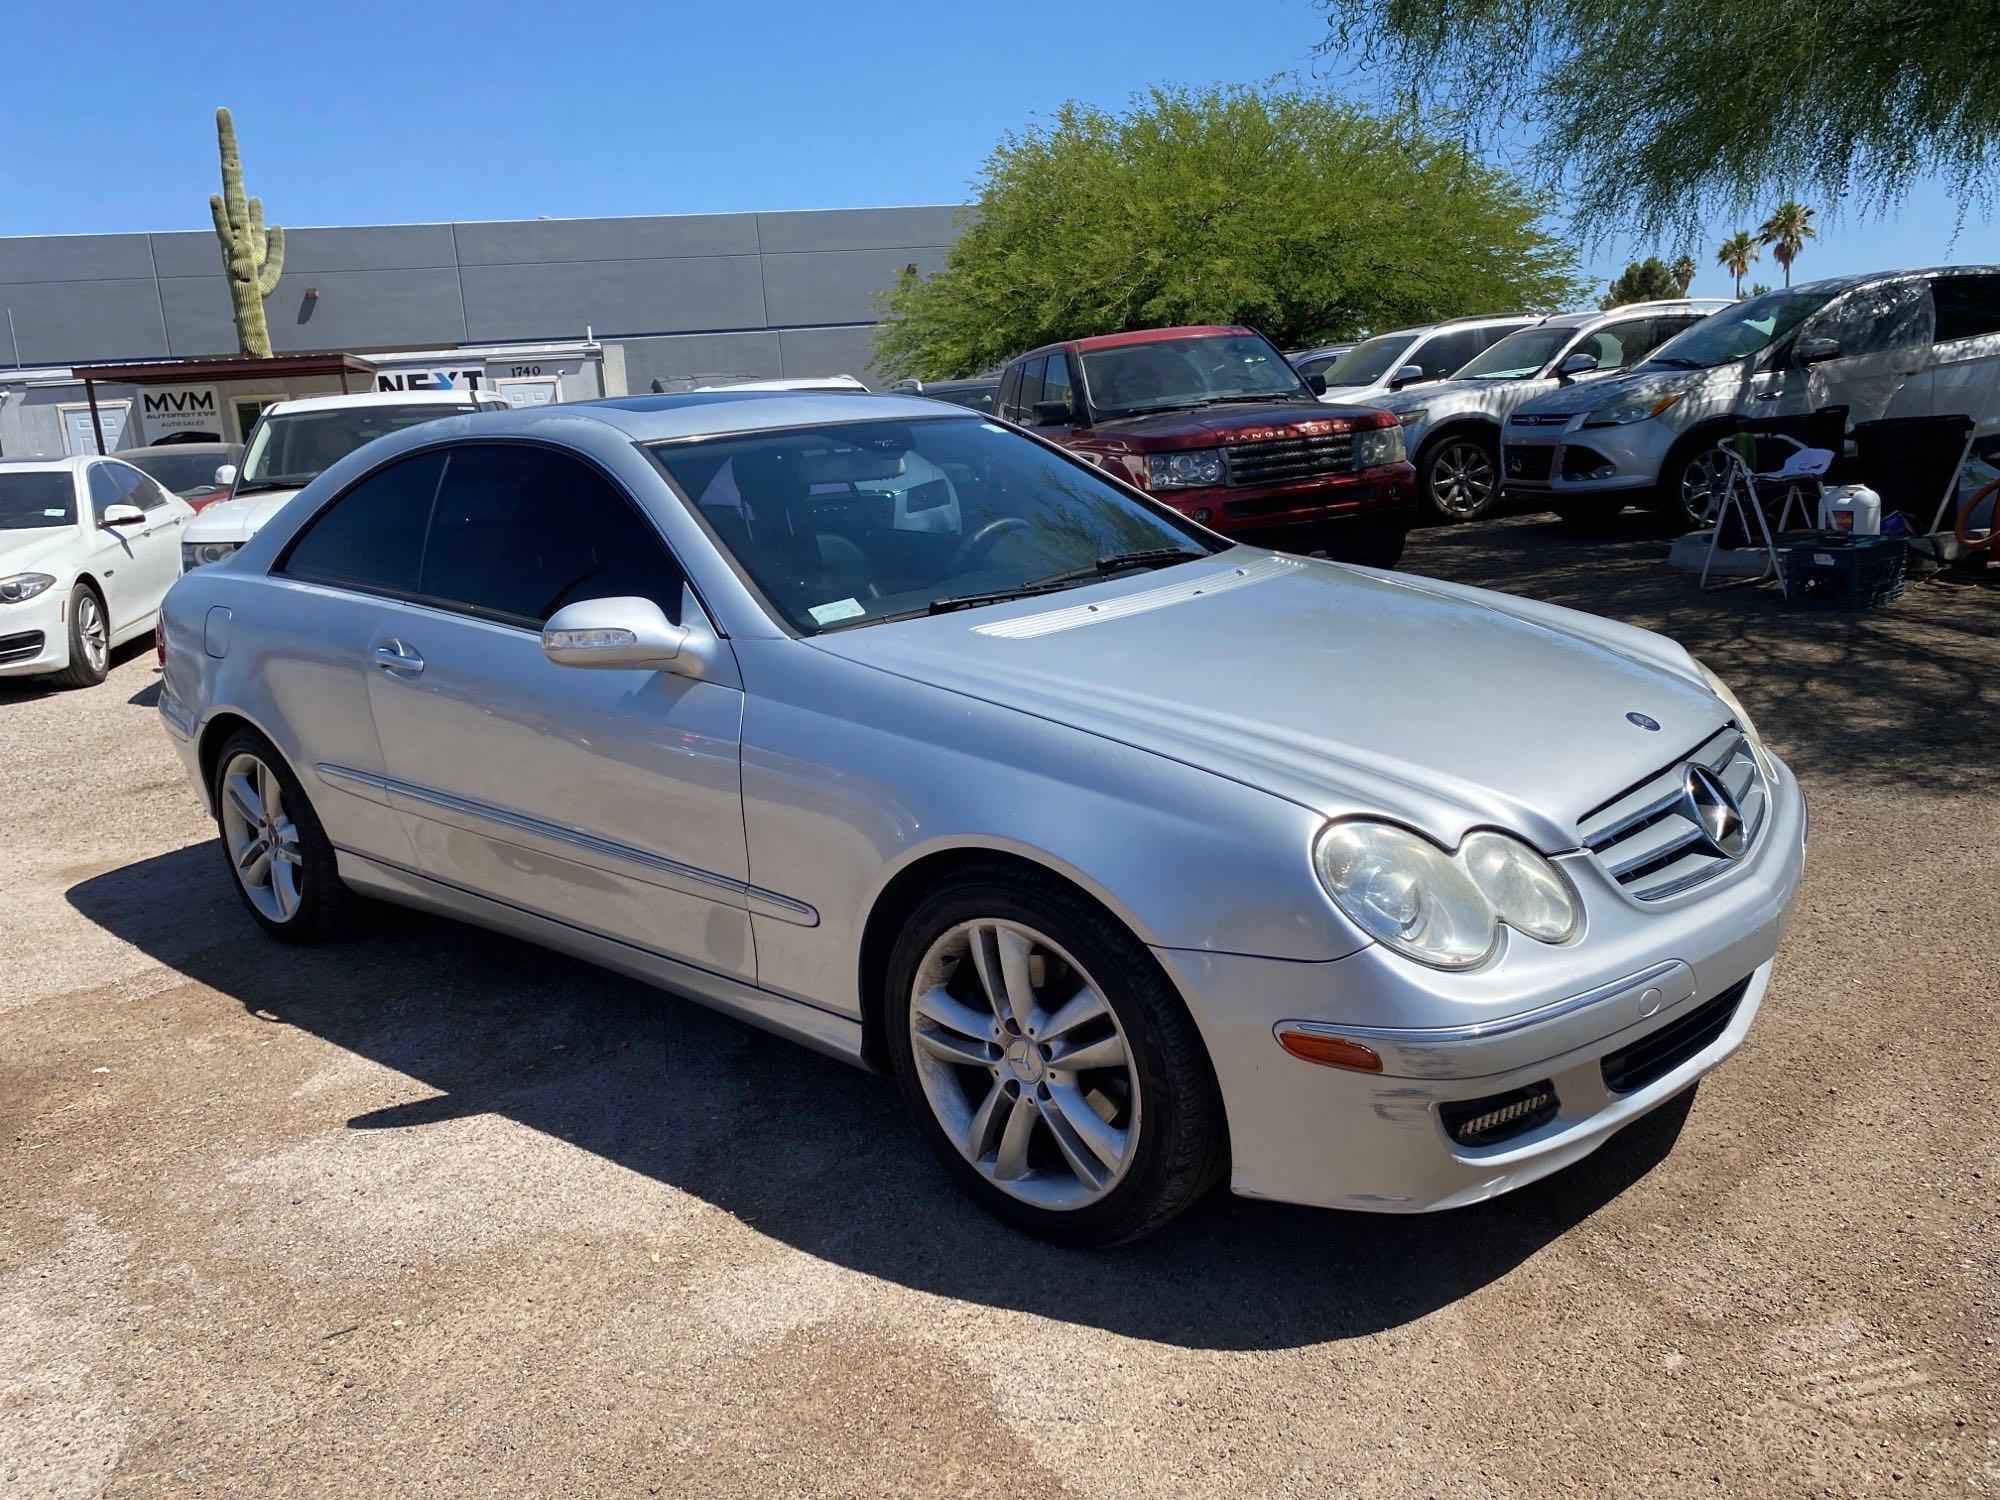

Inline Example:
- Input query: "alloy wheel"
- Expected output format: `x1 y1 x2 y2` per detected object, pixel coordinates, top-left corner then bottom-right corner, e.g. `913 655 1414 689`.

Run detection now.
76 592 108 673
1430 440 1498 519
1678 449 1729 526
219 751 305 924
906 919 1141 1211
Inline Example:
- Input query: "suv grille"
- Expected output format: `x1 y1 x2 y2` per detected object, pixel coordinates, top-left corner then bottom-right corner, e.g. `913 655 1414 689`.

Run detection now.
1222 432 1357 487
1578 727 1767 900
1601 977 1750 1093
1509 411 1570 427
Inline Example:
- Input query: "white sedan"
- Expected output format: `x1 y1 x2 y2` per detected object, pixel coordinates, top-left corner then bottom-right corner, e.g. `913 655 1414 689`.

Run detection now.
0 455 193 688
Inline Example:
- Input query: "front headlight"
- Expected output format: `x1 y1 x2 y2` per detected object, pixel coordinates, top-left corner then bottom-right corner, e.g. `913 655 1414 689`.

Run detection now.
1353 424 1407 467
1146 449 1224 489
1582 391 1686 428
0 572 56 604
182 539 242 571
1313 820 1579 970
1696 658 1774 776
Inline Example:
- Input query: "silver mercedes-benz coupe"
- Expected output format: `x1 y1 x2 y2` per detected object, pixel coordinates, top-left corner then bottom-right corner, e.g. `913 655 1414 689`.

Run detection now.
157 390 1806 1245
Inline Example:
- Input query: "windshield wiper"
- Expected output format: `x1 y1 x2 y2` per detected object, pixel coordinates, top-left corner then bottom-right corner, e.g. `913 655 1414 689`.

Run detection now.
1050 547 1208 582
1648 356 1704 370
1103 402 1203 419
229 479 309 496
1206 393 1307 405
926 578 1094 614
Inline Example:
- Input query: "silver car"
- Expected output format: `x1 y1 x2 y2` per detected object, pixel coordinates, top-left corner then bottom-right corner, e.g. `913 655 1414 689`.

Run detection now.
156 392 1807 1244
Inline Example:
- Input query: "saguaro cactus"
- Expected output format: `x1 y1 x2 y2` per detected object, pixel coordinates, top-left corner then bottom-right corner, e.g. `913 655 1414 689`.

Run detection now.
208 107 286 358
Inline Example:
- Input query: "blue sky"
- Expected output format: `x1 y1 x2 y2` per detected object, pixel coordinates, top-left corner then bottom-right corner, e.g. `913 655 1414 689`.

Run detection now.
1 0 1982 302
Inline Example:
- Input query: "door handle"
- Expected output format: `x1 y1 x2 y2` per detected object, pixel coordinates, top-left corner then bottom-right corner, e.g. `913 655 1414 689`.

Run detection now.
372 640 425 675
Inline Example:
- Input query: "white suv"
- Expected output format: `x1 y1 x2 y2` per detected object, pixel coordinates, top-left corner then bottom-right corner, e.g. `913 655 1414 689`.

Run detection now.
1315 313 1538 406
1373 301 1728 521
181 389 509 570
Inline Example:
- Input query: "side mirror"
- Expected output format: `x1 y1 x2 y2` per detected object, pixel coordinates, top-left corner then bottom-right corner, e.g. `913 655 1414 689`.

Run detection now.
541 588 729 682
1388 363 1427 390
1031 399 1076 426
214 463 238 488
1556 352 1600 384
101 503 146 529
1795 336 1841 367
1305 372 1328 395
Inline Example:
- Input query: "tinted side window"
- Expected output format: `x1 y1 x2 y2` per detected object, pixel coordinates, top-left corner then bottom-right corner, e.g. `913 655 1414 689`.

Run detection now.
1014 356 1048 418
110 462 168 510
1041 353 1075 415
1932 273 2000 342
281 451 446 594
419 444 684 627
1585 318 1655 371
86 465 122 522
1413 328 1486 379
996 365 1023 420
1806 280 1935 359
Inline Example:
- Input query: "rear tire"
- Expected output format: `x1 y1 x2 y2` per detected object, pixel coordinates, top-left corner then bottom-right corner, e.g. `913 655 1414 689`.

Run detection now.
1417 432 1501 523
49 583 110 689
211 728 353 944
884 861 1227 1246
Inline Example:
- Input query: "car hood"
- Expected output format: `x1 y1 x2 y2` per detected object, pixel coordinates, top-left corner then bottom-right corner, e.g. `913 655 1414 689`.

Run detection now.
1513 365 1702 418
1376 377 1541 414
1318 382 1386 404
182 488 302 543
1090 401 1372 444
808 552 1726 852
0 526 76 573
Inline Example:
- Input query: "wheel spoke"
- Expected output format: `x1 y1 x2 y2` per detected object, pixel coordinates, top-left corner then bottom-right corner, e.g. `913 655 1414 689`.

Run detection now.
914 984 998 1045
963 1079 1009 1161
1036 1095 1110 1189
223 772 262 826
271 862 299 918
1040 985 1106 1041
1046 1083 1128 1175
971 924 1038 1032
915 1026 993 1068
992 1094 1039 1180
238 841 272 890
1051 1033 1127 1073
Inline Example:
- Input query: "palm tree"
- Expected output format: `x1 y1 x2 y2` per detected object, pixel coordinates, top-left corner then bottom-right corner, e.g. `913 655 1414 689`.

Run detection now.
1715 231 1759 298
1757 202 1817 287
1670 254 1697 295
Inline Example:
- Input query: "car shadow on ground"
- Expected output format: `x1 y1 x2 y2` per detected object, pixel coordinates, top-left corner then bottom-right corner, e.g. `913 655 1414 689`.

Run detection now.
70 841 1692 1353
0 637 157 705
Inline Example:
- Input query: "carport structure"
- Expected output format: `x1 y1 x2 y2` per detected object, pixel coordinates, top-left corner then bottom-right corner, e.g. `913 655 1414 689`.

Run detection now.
67 352 379 453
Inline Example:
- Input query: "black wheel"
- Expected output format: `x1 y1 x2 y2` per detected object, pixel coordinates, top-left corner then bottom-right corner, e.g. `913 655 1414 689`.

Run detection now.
210 727 353 944
49 582 110 689
1650 432 1733 531
884 861 1227 1246
1418 432 1501 522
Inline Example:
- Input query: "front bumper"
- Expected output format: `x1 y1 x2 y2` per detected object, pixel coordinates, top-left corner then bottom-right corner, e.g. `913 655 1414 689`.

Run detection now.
1155 755 1807 1213
0 590 70 678
1501 416 1676 500
1154 463 1416 534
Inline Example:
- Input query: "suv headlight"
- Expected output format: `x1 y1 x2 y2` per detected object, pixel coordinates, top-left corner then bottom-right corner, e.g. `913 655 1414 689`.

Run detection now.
1146 449 1225 489
0 572 56 604
182 539 242 571
1313 820 1579 969
1353 424 1407 467
1696 658 1775 776
1582 391 1685 428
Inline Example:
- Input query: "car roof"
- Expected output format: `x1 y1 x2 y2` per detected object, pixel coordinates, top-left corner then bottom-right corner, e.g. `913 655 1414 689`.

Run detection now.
1524 299 1734 330
0 454 94 472
569 389 975 441
262 389 499 417
114 442 239 456
1051 325 1251 355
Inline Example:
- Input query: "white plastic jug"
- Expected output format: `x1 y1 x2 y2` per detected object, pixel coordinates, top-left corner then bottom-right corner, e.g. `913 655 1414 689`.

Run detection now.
1819 483 1882 535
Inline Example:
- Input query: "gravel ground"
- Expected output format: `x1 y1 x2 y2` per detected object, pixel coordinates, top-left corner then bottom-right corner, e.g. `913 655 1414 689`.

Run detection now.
3 514 1995 1498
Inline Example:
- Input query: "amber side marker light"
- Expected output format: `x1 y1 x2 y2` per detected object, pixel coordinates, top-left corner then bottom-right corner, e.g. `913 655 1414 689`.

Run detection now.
1276 1030 1383 1072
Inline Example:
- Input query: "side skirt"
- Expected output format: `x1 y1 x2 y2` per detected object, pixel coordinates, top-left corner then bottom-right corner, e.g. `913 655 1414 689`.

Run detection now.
335 849 869 1070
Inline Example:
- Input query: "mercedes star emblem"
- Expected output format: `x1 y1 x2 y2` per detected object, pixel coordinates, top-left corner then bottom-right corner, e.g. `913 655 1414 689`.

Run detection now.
1626 712 1661 731
1681 763 1747 859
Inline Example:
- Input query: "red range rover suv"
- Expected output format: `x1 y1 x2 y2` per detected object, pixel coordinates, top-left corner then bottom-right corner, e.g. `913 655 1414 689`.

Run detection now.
994 326 1415 565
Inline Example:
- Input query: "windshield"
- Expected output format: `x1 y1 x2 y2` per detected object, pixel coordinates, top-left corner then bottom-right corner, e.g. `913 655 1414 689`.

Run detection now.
1318 333 1419 388
1645 289 1826 369
0 472 76 530
1456 326 1574 380
652 417 1217 634
126 450 235 496
240 403 477 489
1077 333 1310 418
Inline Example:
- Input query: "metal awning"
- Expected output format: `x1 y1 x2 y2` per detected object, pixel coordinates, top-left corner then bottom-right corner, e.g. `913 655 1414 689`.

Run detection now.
66 353 379 453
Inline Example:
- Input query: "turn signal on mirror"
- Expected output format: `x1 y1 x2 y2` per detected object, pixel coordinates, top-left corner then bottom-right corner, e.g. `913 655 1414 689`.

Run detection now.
1276 1030 1383 1072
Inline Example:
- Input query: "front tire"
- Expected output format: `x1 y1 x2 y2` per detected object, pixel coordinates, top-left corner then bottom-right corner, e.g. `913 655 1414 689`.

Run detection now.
1650 433 1732 531
49 583 109 689
1418 433 1501 522
884 862 1227 1246
211 728 352 944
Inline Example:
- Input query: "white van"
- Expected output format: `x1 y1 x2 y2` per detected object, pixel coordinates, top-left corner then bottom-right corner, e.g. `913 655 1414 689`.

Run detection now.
1500 267 2000 526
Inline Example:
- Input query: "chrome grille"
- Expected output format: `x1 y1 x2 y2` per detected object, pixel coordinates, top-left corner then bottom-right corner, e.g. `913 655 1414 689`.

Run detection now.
1578 727 1767 900
1222 432 1357 487
1509 411 1570 427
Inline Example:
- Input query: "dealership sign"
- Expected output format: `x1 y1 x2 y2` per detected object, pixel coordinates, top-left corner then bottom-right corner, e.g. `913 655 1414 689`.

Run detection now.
141 385 222 440
376 366 488 394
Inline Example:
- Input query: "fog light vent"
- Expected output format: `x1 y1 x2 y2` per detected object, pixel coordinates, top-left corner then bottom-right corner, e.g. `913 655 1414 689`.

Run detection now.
1438 1081 1557 1146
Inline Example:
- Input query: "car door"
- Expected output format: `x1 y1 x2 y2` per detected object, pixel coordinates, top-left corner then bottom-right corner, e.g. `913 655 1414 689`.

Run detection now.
1926 271 2000 450
104 461 189 622
362 439 755 980
1796 278 1936 426
79 463 154 636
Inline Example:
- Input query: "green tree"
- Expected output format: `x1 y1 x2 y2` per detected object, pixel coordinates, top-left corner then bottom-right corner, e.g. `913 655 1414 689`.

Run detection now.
1749 282 1774 297
1716 231 1760 298
1758 201 1818 286
1602 257 1683 309
208 107 286 359
871 84 1586 380
1313 0 1999 240
1669 254 1697 295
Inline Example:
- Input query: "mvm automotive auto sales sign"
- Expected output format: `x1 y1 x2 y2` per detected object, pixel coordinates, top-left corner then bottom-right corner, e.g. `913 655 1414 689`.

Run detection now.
141 385 221 441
